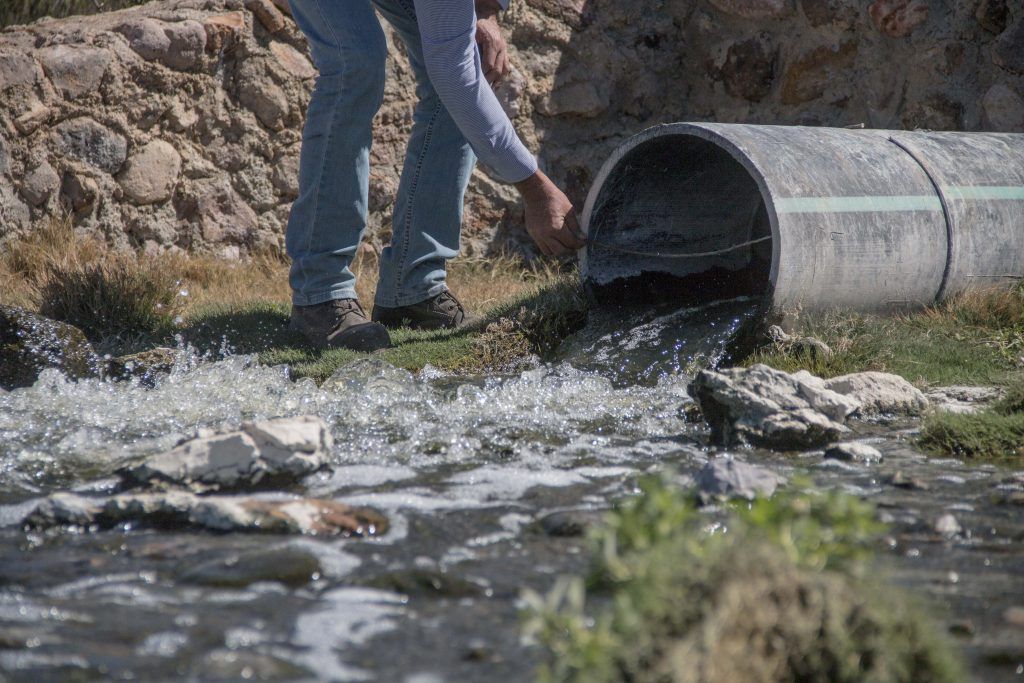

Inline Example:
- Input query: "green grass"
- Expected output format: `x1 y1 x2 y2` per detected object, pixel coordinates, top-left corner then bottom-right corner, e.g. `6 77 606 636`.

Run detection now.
524 476 964 683
746 287 1024 387
919 380 1024 462
181 275 589 381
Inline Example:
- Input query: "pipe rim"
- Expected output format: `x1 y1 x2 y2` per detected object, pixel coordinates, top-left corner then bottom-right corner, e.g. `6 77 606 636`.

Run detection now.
579 122 782 303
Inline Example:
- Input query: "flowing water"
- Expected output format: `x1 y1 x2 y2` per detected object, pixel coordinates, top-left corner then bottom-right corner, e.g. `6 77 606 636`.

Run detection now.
0 300 1021 681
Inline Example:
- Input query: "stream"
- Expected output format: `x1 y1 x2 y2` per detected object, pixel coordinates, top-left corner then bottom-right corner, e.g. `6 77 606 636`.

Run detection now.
0 299 1021 681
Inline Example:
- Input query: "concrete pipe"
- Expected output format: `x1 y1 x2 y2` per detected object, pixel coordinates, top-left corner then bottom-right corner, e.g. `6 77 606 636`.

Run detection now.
579 123 1024 312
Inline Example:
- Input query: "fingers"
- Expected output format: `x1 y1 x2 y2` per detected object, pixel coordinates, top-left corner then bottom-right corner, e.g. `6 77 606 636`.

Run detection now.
563 211 586 247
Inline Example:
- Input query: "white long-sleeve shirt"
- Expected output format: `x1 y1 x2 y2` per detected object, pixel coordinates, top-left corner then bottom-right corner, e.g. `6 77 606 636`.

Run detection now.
413 0 538 183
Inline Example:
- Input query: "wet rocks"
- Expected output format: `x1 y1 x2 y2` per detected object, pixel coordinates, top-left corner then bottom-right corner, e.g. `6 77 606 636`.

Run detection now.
688 364 858 449
822 371 928 416
933 513 961 538
26 490 388 537
695 457 785 502
824 441 883 463
537 509 604 537
177 546 322 587
120 416 332 491
0 306 100 390
105 347 179 384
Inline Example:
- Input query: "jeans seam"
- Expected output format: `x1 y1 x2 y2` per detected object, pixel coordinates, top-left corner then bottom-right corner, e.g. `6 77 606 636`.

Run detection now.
391 99 443 303
300 0 348 297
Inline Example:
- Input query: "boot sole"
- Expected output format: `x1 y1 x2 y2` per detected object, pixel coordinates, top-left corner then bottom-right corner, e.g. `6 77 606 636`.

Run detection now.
331 322 393 352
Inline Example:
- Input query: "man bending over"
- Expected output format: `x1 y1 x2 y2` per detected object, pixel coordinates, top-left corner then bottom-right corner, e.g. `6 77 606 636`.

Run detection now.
286 0 586 351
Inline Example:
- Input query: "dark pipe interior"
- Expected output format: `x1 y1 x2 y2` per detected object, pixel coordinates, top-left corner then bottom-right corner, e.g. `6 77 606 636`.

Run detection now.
585 134 772 306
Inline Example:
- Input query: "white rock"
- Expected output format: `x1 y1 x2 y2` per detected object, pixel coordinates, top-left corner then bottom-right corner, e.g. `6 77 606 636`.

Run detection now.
695 457 785 502
824 371 928 416
688 364 857 449
934 513 961 538
120 416 331 491
925 385 1001 415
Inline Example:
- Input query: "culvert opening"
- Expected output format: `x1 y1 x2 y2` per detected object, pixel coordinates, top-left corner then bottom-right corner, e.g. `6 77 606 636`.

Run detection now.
584 133 773 307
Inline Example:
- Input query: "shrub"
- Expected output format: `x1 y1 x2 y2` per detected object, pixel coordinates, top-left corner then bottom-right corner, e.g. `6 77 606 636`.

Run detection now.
36 253 184 346
524 477 963 683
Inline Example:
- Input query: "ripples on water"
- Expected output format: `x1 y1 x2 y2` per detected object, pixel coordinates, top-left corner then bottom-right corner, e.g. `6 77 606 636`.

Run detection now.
0 299 1020 680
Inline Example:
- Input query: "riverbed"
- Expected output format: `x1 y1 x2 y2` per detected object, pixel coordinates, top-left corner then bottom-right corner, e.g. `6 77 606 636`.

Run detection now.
0 301 1021 681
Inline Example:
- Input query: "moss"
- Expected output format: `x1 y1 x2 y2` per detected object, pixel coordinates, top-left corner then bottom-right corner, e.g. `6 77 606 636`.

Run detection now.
181 275 589 382
745 286 1024 387
919 380 1024 462
524 477 964 683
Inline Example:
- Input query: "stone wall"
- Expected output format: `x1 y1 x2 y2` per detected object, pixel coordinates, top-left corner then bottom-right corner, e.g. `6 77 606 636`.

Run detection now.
0 0 1022 258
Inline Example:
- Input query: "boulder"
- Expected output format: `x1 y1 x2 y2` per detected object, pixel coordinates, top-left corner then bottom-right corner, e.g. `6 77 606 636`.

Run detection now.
176 546 322 587
36 44 111 100
688 364 858 449
52 117 128 174
19 161 61 207
26 491 388 537
823 442 883 463
925 385 1001 415
117 139 181 205
981 83 1024 132
106 346 179 384
993 18 1024 74
695 457 785 503
117 18 206 71
822 371 928 416
0 306 100 390
119 415 332 491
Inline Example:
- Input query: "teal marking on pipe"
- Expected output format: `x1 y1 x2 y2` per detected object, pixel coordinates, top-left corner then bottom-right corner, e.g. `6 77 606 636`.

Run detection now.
774 195 942 214
944 186 1024 201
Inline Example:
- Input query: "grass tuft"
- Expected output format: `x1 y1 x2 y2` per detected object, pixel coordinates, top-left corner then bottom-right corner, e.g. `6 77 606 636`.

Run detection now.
919 379 1024 462
746 286 1024 387
524 476 964 683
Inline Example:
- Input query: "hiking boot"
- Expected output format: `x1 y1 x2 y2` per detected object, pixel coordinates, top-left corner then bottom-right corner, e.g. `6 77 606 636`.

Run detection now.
372 291 481 330
289 299 392 351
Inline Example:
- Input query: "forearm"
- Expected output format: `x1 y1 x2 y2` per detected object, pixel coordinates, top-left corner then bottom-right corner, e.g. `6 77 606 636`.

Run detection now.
415 0 536 183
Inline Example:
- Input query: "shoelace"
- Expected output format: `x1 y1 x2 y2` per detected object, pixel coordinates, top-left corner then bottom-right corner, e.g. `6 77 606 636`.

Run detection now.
434 292 464 321
329 299 366 327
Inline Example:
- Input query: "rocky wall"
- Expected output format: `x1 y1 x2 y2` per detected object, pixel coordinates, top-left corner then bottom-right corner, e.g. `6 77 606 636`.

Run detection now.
0 0 1022 258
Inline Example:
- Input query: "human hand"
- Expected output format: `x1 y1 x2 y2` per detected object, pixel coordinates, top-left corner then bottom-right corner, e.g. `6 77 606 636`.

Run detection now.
475 3 509 85
515 170 587 256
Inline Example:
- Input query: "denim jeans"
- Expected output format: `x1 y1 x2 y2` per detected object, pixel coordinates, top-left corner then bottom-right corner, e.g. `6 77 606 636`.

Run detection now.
286 0 477 307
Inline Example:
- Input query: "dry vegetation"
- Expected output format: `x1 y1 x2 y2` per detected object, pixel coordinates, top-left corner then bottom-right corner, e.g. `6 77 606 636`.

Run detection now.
0 219 582 369
1 0 144 27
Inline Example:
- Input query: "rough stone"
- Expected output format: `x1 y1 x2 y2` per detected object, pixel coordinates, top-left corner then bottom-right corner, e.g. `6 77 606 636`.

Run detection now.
824 441 883 463
869 0 929 38
26 491 388 537
269 41 316 80
117 18 206 71
60 171 99 213
993 18 1024 74
194 181 260 246
117 140 181 204
52 118 128 174
780 40 857 105
721 36 776 102
688 364 858 449
119 415 332 491
203 11 246 53
536 77 608 118
925 385 1001 415
767 324 832 359
271 144 301 199
982 83 1024 132
695 457 785 503
823 371 928 416
707 0 792 19
13 101 50 136
0 306 100 390
976 0 1009 34
19 161 60 207
0 51 42 90
238 78 290 130
36 44 111 100
246 0 287 34
801 0 859 28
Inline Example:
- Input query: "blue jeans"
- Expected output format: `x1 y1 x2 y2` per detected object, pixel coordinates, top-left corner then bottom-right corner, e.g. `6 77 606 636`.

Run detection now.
286 0 477 307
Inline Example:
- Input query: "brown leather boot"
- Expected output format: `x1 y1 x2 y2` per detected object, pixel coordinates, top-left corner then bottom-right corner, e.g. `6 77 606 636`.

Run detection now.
289 299 392 351
372 291 482 331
